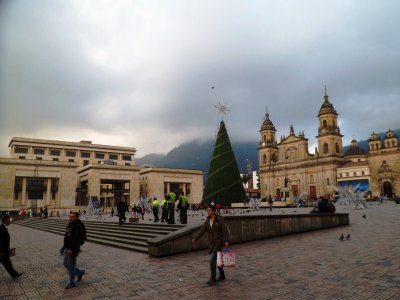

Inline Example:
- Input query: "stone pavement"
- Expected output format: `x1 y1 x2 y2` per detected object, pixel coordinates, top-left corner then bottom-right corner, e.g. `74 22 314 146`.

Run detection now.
1 203 400 300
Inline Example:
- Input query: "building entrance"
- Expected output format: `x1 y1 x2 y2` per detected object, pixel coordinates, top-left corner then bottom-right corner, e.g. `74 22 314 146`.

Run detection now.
100 179 130 207
383 181 393 198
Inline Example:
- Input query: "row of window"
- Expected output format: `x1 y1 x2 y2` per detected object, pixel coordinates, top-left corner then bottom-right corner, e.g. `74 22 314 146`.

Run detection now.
17 156 131 166
14 146 132 161
370 141 398 150
339 171 366 177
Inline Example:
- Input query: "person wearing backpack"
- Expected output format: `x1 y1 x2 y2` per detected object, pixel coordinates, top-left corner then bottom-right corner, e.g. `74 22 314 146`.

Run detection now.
192 205 229 285
63 212 86 289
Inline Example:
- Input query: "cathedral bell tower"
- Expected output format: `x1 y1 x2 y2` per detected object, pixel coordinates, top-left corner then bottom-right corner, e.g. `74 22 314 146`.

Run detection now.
259 109 279 166
316 90 343 157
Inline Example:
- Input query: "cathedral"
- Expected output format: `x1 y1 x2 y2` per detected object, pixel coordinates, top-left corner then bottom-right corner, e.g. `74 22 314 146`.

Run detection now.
258 92 400 202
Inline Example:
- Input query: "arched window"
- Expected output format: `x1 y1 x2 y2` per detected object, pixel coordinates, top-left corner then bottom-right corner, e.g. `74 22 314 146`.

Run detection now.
323 120 327 128
263 154 267 164
271 153 276 162
335 143 340 153
370 144 374 151
323 143 329 154
263 135 266 142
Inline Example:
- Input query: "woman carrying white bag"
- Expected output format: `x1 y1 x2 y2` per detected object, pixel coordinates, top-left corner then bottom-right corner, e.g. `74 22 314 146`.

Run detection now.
192 205 231 285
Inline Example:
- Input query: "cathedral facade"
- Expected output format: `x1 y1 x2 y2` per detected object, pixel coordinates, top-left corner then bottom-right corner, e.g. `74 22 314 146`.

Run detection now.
258 93 400 202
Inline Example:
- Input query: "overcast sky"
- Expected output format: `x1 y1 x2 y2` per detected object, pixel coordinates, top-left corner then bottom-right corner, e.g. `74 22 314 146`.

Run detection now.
1 0 399 158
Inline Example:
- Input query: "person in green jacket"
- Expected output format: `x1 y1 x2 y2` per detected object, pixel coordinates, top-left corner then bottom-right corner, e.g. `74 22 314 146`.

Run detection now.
179 192 188 224
152 197 159 222
167 191 176 224
160 197 168 223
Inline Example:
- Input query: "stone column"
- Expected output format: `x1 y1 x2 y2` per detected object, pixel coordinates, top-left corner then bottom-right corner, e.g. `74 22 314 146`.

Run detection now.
167 182 170 194
88 173 101 199
46 178 51 206
21 177 27 206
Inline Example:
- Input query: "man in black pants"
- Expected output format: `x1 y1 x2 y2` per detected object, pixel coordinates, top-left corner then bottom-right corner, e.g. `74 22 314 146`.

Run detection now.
63 212 86 289
116 200 128 225
0 215 23 279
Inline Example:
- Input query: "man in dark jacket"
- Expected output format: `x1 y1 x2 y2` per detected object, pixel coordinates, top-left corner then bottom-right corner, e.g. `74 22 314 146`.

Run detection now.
192 205 229 285
0 215 23 279
63 212 86 289
116 200 128 225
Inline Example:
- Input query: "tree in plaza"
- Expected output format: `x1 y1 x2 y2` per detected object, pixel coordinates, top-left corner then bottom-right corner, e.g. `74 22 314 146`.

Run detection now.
202 120 246 208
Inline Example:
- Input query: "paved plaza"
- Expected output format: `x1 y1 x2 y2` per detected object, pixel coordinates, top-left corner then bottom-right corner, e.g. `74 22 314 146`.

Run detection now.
1 203 400 300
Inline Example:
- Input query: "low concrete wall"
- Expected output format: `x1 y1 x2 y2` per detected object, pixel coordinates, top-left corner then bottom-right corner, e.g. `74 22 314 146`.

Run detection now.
147 213 349 257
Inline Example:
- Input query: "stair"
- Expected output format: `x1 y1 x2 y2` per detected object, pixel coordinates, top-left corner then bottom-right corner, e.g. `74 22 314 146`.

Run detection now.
15 218 184 254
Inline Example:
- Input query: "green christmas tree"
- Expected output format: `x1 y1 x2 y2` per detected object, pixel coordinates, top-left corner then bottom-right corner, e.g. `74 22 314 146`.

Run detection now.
202 120 246 207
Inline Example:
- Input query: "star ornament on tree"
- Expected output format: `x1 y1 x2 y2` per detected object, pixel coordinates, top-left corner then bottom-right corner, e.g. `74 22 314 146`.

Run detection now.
214 101 230 119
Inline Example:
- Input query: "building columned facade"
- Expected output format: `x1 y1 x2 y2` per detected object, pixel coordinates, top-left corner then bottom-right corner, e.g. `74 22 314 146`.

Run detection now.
258 93 399 202
0 137 203 213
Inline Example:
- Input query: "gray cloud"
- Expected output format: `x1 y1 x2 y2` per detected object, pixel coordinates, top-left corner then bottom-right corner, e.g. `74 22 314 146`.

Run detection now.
1 0 400 157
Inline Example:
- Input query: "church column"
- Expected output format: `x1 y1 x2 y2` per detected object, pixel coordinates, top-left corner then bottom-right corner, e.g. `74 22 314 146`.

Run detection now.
21 177 27 206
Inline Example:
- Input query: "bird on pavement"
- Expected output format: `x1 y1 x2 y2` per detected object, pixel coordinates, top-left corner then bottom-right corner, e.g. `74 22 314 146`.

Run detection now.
339 234 344 241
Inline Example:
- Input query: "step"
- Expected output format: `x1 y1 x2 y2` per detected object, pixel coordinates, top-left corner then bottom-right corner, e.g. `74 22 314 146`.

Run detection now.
16 218 183 254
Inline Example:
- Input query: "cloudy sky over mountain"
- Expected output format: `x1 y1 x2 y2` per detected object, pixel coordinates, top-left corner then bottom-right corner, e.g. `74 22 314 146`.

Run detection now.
1 0 399 158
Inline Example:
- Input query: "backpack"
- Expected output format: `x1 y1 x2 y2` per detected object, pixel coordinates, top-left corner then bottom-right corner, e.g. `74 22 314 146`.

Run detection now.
216 215 232 242
77 221 87 246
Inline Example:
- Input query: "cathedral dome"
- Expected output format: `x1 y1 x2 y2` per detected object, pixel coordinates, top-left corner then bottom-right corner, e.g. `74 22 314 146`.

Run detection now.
318 94 338 117
260 113 276 132
344 139 367 156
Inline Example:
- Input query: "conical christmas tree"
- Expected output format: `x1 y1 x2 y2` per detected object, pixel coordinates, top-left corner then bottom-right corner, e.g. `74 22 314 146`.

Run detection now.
202 120 246 207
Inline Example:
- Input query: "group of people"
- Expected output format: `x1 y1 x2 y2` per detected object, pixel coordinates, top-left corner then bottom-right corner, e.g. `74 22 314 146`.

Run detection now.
115 201 147 225
114 192 191 225
152 191 189 224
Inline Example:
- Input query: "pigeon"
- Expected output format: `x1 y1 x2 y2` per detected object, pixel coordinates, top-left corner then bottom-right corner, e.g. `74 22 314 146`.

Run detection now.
339 234 344 241
362 214 366 219
346 234 350 239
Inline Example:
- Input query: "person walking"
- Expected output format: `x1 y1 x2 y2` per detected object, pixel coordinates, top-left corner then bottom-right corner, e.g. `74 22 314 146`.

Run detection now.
160 196 168 223
116 200 128 225
268 195 273 211
63 212 86 289
0 215 23 279
179 192 188 224
152 197 159 222
192 205 229 285
140 205 145 220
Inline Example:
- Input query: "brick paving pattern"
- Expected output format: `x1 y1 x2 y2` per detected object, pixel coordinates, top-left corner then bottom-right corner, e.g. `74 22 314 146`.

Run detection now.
1 203 400 299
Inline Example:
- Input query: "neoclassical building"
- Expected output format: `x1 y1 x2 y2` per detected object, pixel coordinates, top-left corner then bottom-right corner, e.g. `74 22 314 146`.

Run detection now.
258 93 399 202
0 137 203 213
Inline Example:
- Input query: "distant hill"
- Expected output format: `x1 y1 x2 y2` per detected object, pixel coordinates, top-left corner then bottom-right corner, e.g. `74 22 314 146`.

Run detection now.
136 140 259 177
137 129 400 178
